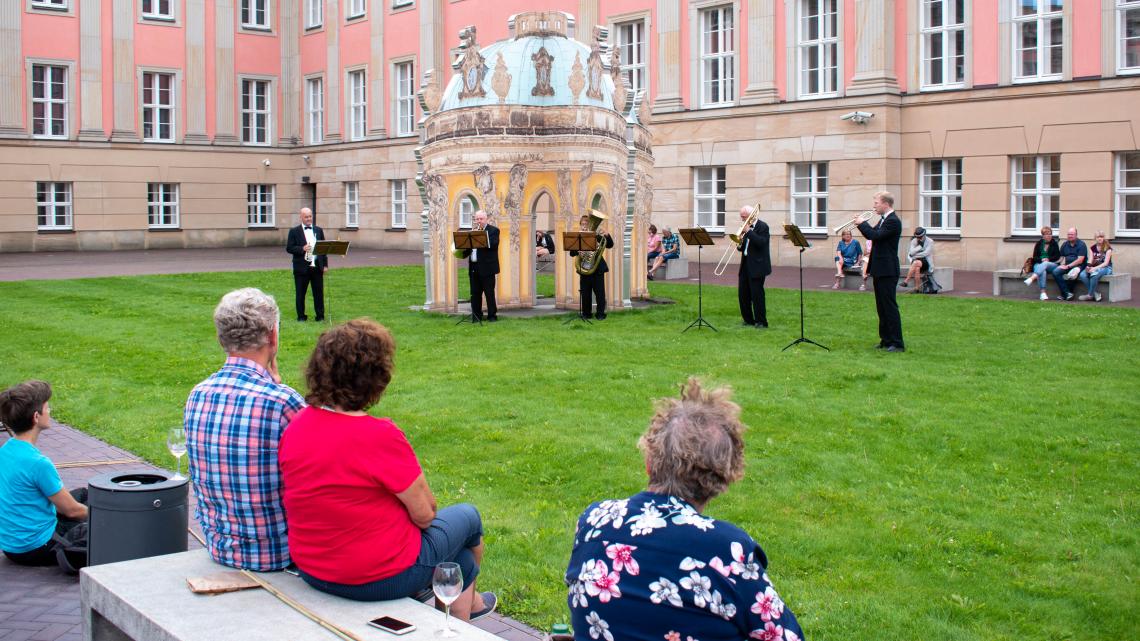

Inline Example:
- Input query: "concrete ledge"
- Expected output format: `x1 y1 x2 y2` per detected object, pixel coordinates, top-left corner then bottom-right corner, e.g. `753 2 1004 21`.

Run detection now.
839 266 954 291
993 268 1131 302
663 257 689 280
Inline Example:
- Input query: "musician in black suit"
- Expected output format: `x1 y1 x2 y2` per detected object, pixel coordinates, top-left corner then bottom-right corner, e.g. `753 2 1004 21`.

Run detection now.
855 191 905 352
285 207 327 322
570 213 615 320
736 205 772 328
460 210 500 322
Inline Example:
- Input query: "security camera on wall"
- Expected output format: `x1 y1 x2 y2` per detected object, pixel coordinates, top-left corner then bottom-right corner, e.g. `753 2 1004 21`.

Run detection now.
262 159 271 167
839 111 874 124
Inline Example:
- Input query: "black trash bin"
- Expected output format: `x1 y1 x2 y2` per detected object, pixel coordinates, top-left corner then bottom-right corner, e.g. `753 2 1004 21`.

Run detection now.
88 471 189 566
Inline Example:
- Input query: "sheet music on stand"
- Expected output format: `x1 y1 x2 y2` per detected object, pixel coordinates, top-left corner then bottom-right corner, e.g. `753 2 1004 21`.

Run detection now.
677 227 716 332
561 232 598 325
313 240 350 324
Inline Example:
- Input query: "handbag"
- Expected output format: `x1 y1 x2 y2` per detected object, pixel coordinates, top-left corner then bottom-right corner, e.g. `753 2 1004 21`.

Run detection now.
1020 257 1034 276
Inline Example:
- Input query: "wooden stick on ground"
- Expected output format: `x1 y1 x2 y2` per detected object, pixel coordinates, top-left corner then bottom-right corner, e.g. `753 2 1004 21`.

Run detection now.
55 459 141 469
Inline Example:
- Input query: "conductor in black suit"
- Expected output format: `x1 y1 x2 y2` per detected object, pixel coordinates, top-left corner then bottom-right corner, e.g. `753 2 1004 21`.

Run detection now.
736 205 772 328
856 191 905 352
569 213 615 320
460 210 500 322
285 207 327 322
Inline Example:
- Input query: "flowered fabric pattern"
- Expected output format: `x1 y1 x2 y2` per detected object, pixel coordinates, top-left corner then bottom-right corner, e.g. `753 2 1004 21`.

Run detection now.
566 492 804 641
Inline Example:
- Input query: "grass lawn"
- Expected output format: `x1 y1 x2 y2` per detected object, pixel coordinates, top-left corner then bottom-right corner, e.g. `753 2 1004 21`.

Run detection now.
1 266 1137 640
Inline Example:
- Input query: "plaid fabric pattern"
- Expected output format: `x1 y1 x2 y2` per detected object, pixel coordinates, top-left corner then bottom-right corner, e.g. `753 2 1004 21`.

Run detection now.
184 356 305 570
662 233 680 254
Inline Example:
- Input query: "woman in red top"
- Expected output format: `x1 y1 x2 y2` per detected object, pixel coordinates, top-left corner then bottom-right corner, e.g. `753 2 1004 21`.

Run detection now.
279 319 496 620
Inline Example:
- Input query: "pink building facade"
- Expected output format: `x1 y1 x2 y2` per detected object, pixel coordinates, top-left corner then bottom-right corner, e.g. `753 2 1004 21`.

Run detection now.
1 0 1138 273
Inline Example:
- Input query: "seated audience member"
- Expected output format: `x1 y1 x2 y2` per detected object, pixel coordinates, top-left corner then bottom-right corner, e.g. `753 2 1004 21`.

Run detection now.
1078 231 1113 302
1023 226 1062 300
833 229 863 289
0 381 89 568
646 225 663 279
1051 227 1088 301
900 227 933 290
185 288 304 571
565 378 804 641
536 229 556 258
280 319 496 620
650 227 682 280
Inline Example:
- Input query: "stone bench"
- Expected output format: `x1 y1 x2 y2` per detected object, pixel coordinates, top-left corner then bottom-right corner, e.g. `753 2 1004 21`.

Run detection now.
663 257 689 280
993 268 1131 302
838 266 954 291
81 550 507 641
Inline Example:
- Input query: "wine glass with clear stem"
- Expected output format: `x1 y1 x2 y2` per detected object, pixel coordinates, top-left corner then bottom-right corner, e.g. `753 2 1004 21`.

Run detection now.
167 428 187 480
432 562 463 638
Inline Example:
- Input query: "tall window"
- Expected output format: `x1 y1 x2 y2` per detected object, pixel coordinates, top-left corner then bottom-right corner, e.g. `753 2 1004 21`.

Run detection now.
395 61 416 136
1120 0 1140 73
241 0 270 29
920 159 963 233
1013 0 1063 81
699 6 735 107
147 183 179 228
347 70 367 141
142 72 175 142
791 163 828 231
141 0 173 19
241 79 271 145
1116 152 1140 233
247 184 275 227
305 0 322 28
391 180 407 228
31 0 69 8
36 182 72 230
306 77 323 144
32 65 67 139
345 182 360 228
616 20 647 94
694 167 727 229
1011 155 1060 232
459 195 477 229
347 0 366 19
921 0 965 88
799 0 839 97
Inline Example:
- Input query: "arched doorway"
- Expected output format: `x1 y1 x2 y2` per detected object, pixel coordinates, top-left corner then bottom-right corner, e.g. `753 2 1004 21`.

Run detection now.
530 191 557 303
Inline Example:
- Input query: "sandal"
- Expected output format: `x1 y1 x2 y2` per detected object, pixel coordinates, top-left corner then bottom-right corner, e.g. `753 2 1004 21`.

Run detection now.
470 591 498 622
858 283 866 291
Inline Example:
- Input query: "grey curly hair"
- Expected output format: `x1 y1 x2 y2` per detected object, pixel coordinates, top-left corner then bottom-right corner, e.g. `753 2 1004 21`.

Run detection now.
214 288 279 354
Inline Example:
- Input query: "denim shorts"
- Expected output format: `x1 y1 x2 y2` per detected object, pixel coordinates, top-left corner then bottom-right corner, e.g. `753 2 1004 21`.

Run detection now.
299 503 484 602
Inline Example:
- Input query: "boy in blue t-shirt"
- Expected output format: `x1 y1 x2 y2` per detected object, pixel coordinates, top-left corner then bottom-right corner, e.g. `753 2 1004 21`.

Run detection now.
0 380 88 567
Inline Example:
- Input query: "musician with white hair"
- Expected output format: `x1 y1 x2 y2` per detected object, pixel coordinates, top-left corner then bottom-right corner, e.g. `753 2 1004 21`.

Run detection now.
736 205 771 328
460 210 500 322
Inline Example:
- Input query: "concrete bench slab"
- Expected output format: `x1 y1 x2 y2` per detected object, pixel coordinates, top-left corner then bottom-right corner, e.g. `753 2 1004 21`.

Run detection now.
81 550 507 641
993 268 1131 302
663 257 689 280
838 266 954 291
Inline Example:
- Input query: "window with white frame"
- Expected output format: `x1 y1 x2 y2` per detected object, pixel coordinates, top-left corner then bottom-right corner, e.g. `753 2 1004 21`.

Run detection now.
391 180 407 228
36 182 72 230
1013 0 1063 81
347 0 366 19
142 72 175 142
459 194 477 229
395 61 415 136
1120 0 1140 73
147 183 179 228
694 167 727 229
921 0 965 88
347 70 367 141
919 159 963 232
306 77 323 143
699 6 735 107
241 0 270 29
1011 155 1060 232
141 0 173 19
392 0 413 8
616 20 647 94
799 0 839 97
345 182 359 228
247 184 275 227
241 79 271 145
305 0 322 28
791 163 828 231
31 0 69 8
32 64 67 139
1116 151 1140 233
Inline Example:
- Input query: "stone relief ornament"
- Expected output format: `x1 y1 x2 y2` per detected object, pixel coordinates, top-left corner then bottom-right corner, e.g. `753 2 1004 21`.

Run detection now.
473 165 501 222
456 26 487 101
422 173 449 267
610 47 628 114
419 69 443 116
637 95 652 125
568 53 586 104
556 169 573 224
531 47 555 97
577 161 594 217
504 163 528 253
637 174 654 228
586 48 604 101
491 53 512 104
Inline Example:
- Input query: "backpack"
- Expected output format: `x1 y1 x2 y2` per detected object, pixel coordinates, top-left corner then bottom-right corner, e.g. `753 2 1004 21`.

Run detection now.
51 521 88 574
918 272 942 294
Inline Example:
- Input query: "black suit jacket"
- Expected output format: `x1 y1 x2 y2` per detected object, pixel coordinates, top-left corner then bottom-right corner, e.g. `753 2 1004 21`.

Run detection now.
857 211 902 278
537 232 555 252
462 225 500 276
286 225 328 273
570 233 615 275
736 220 772 277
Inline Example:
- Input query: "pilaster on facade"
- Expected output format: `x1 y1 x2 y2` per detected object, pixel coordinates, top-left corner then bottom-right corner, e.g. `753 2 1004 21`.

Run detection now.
78 0 105 141
577 0 599 37
847 0 901 96
653 0 684 113
214 0 239 145
324 0 341 142
420 0 444 83
368 2 387 138
740 0 779 104
280 0 300 146
0 0 24 137
110 0 139 142
183 0 209 143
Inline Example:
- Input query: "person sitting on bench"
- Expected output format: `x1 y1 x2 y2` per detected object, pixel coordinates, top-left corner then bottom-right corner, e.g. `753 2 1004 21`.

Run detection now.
649 227 681 280
646 225 663 279
833 229 863 289
900 227 933 290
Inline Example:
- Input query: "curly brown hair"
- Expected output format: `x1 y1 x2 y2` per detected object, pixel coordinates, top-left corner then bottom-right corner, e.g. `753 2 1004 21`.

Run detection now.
304 319 396 411
638 377 746 506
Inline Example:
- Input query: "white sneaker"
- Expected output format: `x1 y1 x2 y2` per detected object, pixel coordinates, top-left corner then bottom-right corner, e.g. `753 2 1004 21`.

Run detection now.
1023 276 1034 286
1077 294 1091 301
1094 292 1102 302
1065 267 1081 280
1039 292 1048 300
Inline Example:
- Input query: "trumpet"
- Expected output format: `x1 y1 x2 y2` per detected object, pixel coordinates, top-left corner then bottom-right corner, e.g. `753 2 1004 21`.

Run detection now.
832 211 877 235
713 205 760 276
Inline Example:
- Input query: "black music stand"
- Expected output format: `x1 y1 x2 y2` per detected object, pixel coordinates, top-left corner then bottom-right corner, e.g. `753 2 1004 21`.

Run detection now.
561 231 597 325
313 240 350 324
454 230 489 326
781 224 829 352
678 227 717 332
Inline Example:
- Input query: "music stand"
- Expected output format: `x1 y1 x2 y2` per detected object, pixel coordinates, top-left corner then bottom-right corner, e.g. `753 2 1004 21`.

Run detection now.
561 232 597 325
313 240 350 324
781 224 829 352
678 227 717 332
453 230 489 325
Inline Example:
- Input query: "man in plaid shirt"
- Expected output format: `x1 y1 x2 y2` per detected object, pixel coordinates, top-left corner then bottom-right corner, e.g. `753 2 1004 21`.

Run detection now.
185 288 305 570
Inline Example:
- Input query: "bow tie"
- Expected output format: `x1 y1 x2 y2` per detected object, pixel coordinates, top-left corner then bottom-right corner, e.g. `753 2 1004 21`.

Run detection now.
304 226 312 230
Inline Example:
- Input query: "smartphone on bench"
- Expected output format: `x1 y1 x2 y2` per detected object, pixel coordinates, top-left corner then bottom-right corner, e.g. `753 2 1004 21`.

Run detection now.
368 616 416 635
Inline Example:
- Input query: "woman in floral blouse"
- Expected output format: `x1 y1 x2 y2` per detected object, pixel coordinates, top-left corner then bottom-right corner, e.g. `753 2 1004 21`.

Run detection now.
565 379 805 641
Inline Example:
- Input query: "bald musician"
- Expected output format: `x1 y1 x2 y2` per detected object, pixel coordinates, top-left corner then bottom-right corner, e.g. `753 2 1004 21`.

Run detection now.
736 206 771 328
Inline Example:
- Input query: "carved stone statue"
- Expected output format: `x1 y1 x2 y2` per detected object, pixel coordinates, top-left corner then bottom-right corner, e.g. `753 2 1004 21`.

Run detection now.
456 26 487 100
568 53 585 104
532 47 555 97
473 165 501 221
491 53 512 104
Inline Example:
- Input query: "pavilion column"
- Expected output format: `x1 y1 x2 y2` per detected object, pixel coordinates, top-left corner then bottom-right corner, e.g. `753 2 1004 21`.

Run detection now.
847 0 901 95
214 0 239 144
741 0 779 104
368 1 386 137
110 0 139 141
0 0 22 137
279 0 300 146
183 0 209 143
324 0 341 142
653 0 683 113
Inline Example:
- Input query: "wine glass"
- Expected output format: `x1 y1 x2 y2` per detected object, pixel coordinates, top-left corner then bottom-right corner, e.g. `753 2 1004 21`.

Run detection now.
167 428 187 480
432 562 463 638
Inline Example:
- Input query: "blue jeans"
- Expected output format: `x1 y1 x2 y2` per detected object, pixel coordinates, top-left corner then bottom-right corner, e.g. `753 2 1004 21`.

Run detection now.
299 503 484 602
1032 261 1057 290
1079 265 1112 296
1050 264 1082 296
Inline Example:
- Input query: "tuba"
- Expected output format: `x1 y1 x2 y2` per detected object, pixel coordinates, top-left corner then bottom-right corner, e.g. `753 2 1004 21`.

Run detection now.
573 209 608 276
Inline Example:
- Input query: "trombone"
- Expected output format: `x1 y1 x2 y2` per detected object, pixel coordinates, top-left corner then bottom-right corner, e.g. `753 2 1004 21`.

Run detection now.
713 205 760 276
832 211 877 235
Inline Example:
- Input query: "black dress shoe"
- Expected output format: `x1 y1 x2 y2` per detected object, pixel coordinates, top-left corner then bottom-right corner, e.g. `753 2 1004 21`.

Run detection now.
487 316 498 322
297 316 308 322
742 321 756 327
874 343 886 349
886 345 906 352
756 323 768 329
314 317 325 322
595 313 607 320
